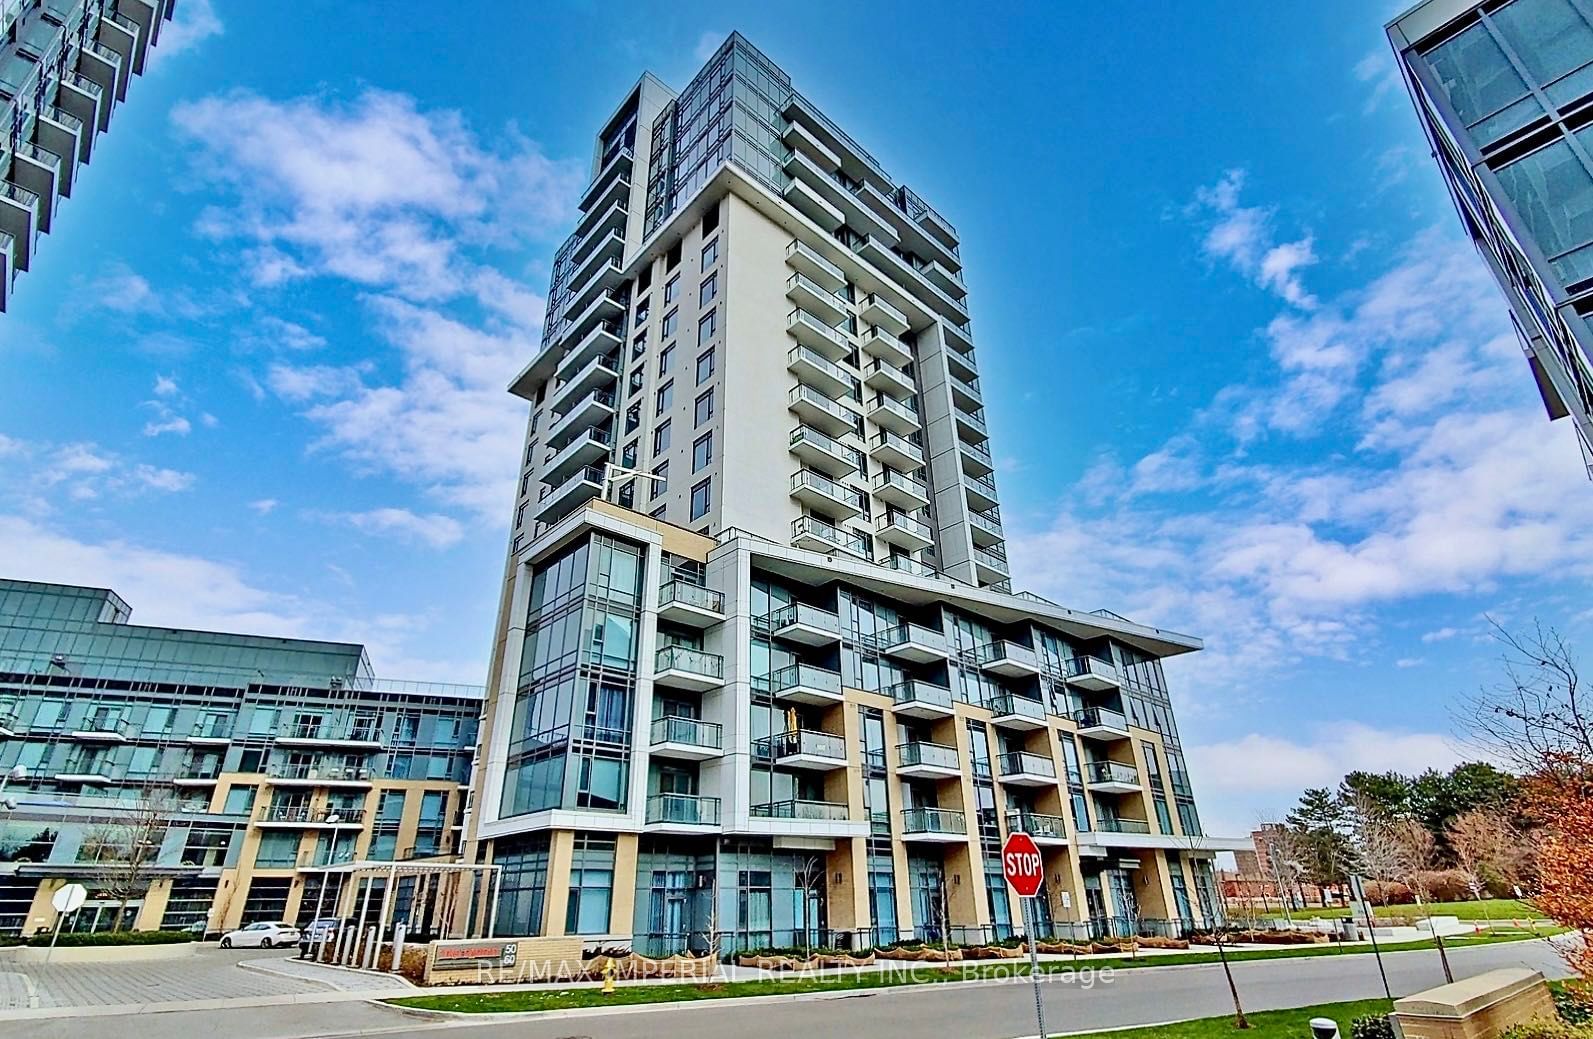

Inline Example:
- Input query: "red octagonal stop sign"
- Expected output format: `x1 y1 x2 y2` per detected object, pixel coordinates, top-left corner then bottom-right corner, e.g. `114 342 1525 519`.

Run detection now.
1002 831 1044 897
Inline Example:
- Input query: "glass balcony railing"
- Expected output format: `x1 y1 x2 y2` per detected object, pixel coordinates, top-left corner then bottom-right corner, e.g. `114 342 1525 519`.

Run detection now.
967 471 999 499
790 515 869 556
973 546 1011 575
1087 760 1141 787
757 662 843 698
768 602 841 637
789 385 862 431
754 728 846 762
1006 810 1068 841
882 554 941 579
1074 707 1129 732
878 511 934 542
787 271 851 309
977 640 1036 669
658 580 724 614
870 394 919 425
646 793 721 826
870 429 924 464
997 751 1056 779
785 239 845 285
901 807 966 835
885 678 954 712
650 715 723 749
881 621 948 655
788 344 857 389
1068 656 1121 684
752 798 849 821
789 425 864 470
873 469 929 501
791 469 865 511
898 741 960 771
1093 816 1152 834
988 692 1046 723
655 645 725 679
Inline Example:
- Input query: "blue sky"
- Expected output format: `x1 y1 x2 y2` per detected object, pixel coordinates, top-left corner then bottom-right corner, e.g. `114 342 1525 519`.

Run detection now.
4 0 1593 836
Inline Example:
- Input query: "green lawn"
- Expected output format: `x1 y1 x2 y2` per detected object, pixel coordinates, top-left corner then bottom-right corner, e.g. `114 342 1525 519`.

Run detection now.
388 928 1549 1015
1056 999 1394 1039
1247 899 1544 922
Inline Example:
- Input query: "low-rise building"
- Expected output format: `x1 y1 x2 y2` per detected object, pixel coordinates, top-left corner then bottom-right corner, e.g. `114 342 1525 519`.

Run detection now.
0 578 481 937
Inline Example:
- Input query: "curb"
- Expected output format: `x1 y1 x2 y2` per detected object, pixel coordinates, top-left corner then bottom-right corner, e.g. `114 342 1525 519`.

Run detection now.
239 955 420 990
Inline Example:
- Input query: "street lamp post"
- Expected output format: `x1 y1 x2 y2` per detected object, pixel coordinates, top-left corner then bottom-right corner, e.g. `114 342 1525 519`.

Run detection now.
311 813 343 961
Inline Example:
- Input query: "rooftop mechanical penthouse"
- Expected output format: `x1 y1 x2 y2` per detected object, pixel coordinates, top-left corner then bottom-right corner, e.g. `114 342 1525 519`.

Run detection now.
470 33 1243 955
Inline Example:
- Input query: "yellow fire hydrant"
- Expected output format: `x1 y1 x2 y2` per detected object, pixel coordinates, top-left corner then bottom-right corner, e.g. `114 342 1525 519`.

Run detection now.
601 957 617 995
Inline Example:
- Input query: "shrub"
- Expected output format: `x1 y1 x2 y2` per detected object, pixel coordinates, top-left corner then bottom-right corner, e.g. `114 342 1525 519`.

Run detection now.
1352 1014 1396 1039
1556 985 1593 1027
25 930 194 947
1501 1020 1593 1039
1414 870 1474 903
1364 881 1413 905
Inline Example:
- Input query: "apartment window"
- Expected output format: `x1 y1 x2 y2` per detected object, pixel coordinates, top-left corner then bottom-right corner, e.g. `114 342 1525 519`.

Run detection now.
694 388 714 426
664 275 679 305
631 332 647 358
690 478 711 520
658 344 674 374
692 432 712 472
696 348 715 384
635 298 650 325
699 272 718 307
622 440 638 467
701 237 718 268
653 420 671 456
697 309 716 347
625 404 641 434
662 309 678 339
666 241 682 269
702 204 719 235
628 368 645 395
515 503 525 530
637 265 652 292
655 381 674 415
651 462 668 499
618 481 634 508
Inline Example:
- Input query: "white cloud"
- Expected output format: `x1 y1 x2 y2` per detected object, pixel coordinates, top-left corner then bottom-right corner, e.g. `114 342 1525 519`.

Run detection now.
142 414 192 437
1421 626 1460 643
88 263 161 315
152 374 179 397
1188 169 1318 310
2 438 195 506
265 362 365 403
332 507 465 548
1395 657 1423 668
1355 48 1404 115
257 316 326 351
154 0 222 59
132 465 196 492
693 31 727 64
248 498 279 515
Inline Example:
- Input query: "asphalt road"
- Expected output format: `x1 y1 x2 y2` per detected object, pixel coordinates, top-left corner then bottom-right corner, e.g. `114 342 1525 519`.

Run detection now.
9 938 1574 1039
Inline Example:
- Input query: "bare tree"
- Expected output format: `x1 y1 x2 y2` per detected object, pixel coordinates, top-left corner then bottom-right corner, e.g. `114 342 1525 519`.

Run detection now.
1460 619 1593 777
1448 808 1534 923
1344 791 1403 906
82 791 176 931
1390 817 1455 984
1179 832 1248 1029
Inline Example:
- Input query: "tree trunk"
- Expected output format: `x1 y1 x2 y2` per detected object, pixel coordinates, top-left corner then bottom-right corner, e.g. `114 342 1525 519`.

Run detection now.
1215 934 1250 1029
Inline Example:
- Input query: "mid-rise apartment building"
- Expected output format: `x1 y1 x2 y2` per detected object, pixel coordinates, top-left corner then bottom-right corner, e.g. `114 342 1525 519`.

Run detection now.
471 34 1242 955
1389 0 1593 474
0 0 176 312
0 578 480 936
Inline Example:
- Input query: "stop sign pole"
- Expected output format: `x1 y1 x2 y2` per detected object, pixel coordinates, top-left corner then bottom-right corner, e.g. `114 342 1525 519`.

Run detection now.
1003 831 1048 1039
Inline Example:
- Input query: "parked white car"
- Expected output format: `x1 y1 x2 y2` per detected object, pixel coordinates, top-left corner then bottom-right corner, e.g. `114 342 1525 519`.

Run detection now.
220 921 300 949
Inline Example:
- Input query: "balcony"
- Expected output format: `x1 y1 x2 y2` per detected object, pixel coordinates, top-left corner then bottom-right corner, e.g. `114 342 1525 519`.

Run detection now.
1073 707 1131 741
10 142 59 235
789 425 863 477
786 272 851 324
187 718 233 744
648 716 724 762
786 308 851 362
1085 760 1143 794
548 351 620 413
972 545 1010 585
997 751 1058 788
988 692 1047 731
171 770 221 787
886 678 954 719
788 344 857 400
550 288 626 354
535 463 605 521
61 71 107 134
645 793 721 831
868 429 923 470
0 704 16 738
923 258 966 299
1067 656 1122 692
54 763 113 784
277 720 384 749
878 622 948 663
872 469 930 511
859 324 912 367
547 387 617 443
556 319 623 381
1006 810 1069 846
968 507 1003 548
945 337 978 382
37 105 85 174
784 173 846 231
754 729 847 771
0 180 40 273
751 799 849 822
790 515 869 559
959 436 995 478
875 510 935 552
545 428 614 484
867 394 920 436
756 662 843 707
579 145 633 212
790 468 866 519
265 764 373 788
657 581 725 627
965 471 1000 512
1091 816 1153 835
864 358 916 399
654 645 725 692
769 602 842 646
785 239 846 292
570 199 627 265
882 554 941 579
900 807 967 842
977 640 1039 677
897 741 961 779
784 149 897 242
70 715 131 742
788 385 861 438
949 370 982 408
257 805 366 828
853 294 906 337
857 235 968 323
955 405 990 442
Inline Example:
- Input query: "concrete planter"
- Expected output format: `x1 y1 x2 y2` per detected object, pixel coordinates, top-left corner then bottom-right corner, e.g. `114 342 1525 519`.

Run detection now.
0 941 198 964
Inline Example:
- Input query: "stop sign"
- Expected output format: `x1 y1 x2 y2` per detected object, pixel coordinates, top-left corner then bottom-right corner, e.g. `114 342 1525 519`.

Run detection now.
1002 831 1044 897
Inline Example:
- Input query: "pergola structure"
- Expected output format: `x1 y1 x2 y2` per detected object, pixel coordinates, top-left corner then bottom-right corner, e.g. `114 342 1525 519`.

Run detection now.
302 858 502 968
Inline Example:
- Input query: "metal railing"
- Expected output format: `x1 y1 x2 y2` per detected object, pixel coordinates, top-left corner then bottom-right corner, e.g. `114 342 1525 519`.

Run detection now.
901 806 966 835
998 751 1057 779
1006 810 1068 841
789 425 864 470
885 678 953 712
756 662 843 697
649 715 722 749
898 741 960 771
655 645 725 679
1074 707 1129 732
754 729 845 762
646 792 721 826
768 602 841 636
1092 816 1152 834
751 798 848 821
1087 760 1141 787
791 468 865 510
658 580 724 614
790 515 869 556
987 692 1046 722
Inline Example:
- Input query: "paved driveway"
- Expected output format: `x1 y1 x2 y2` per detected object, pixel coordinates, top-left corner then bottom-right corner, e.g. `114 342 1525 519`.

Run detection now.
0 947 336 1010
